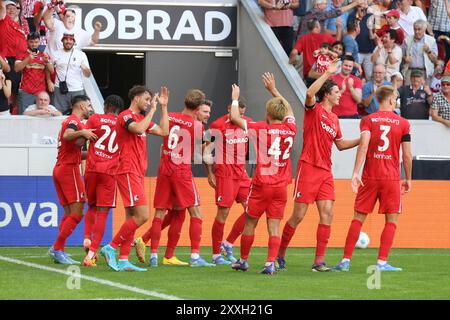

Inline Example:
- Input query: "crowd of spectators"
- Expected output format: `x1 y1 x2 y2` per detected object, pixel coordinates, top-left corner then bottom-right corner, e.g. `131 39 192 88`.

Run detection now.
259 0 450 126
0 0 100 116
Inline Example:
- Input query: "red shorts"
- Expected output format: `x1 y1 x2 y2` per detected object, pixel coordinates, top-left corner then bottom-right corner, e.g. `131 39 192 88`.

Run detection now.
354 179 402 214
293 161 335 204
53 164 86 206
153 174 200 209
116 173 147 208
85 171 117 208
215 175 250 208
246 183 287 220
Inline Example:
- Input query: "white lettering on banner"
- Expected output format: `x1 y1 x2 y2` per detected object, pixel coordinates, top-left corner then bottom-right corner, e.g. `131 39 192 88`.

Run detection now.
118 9 143 40
0 202 58 228
147 10 171 40
76 7 232 43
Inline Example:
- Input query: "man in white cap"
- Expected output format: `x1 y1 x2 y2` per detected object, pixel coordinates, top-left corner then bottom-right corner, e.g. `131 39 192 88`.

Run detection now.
50 32 91 114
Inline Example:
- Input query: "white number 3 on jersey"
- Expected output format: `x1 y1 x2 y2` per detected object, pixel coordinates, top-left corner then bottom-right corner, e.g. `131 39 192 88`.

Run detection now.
378 125 391 152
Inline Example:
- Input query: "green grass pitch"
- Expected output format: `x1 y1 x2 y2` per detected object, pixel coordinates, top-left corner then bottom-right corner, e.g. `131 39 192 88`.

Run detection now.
0 247 449 300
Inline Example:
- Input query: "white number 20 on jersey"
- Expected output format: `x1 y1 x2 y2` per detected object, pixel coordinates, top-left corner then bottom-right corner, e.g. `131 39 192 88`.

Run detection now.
94 125 118 153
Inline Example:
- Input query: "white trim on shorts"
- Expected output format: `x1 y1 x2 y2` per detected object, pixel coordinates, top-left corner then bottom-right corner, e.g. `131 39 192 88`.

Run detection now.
293 163 303 200
127 174 134 207
73 167 80 202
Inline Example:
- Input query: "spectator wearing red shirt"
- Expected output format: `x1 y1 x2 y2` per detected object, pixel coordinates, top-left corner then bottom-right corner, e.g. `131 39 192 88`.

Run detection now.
289 18 341 85
0 0 30 99
14 31 54 114
331 55 363 118
376 9 405 46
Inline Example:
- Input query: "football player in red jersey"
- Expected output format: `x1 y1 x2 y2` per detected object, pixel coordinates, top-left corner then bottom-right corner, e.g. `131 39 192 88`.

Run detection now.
204 98 252 265
334 85 412 272
48 95 97 265
277 59 360 272
230 73 297 275
82 95 125 267
100 85 169 272
140 89 215 267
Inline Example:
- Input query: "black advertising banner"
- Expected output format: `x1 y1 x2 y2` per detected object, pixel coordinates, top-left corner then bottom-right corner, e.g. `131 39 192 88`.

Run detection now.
72 3 237 48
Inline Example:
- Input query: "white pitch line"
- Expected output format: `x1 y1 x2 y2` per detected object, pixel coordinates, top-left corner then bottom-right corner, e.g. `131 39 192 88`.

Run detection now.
0 255 183 300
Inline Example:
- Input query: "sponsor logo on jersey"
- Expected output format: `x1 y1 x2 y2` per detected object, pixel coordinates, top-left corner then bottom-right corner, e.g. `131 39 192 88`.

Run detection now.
226 137 248 145
320 121 337 138
371 117 400 125
100 117 117 125
169 116 193 127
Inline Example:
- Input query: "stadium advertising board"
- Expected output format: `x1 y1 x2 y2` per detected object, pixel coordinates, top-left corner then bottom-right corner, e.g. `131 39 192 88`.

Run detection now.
72 2 237 48
0 177 112 246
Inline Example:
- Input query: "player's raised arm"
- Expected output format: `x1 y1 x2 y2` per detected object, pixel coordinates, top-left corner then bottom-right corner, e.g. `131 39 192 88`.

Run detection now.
149 87 170 137
128 93 158 135
262 72 294 118
305 59 339 108
229 84 246 130
351 132 370 193
401 138 412 194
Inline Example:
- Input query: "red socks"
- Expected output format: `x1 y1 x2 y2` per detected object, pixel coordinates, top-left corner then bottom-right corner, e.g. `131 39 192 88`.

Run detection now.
267 236 281 263
161 209 175 231
141 224 152 244
189 217 202 253
110 218 138 250
343 219 363 260
278 222 296 258
119 232 134 260
378 222 397 261
83 206 96 240
315 224 331 265
240 234 254 260
211 219 225 255
165 210 186 259
225 212 246 244
59 215 69 232
89 211 108 252
53 213 82 251
150 217 162 254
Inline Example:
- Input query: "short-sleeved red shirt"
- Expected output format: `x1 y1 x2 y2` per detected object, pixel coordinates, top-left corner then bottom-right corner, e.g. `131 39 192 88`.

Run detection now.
56 114 85 166
360 111 410 181
331 73 363 117
299 103 343 171
0 16 28 58
116 109 156 177
17 51 47 94
245 116 297 187
208 114 253 179
85 113 120 174
158 112 203 177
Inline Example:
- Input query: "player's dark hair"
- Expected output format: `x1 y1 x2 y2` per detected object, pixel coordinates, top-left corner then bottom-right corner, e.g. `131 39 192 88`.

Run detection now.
317 79 338 102
203 99 213 108
104 94 125 114
184 89 206 110
71 94 91 107
128 85 152 101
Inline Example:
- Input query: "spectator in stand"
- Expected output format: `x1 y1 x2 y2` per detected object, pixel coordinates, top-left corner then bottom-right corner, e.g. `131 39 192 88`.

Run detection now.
290 18 341 85
21 0 36 32
397 0 428 38
430 59 444 95
431 74 450 127
311 43 339 73
362 63 392 114
43 5 102 56
391 71 404 114
309 41 345 81
371 29 402 79
402 19 438 85
324 0 368 36
331 41 345 74
0 0 30 104
350 0 376 80
331 55 363 118
398 69 433 119
428 0 450 64
257 0 300 56
14 31 54 114
33 0 66 52
368 0 393 33
50 32 91 114
342 18 363 75
0 67 12 115
23 90 61 116
376 9 405 45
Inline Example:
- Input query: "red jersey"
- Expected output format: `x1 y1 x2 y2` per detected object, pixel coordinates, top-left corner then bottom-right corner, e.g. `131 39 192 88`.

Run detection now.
331 73 363 117
116 109 156 177
299 103 343 171
360 111 410 181
208 114 253 179
245 116 297 187
55 114 85 166
0 16 28 58
85 113 119 174
17 51 47 95
376 25 405 45
158 112 203 177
